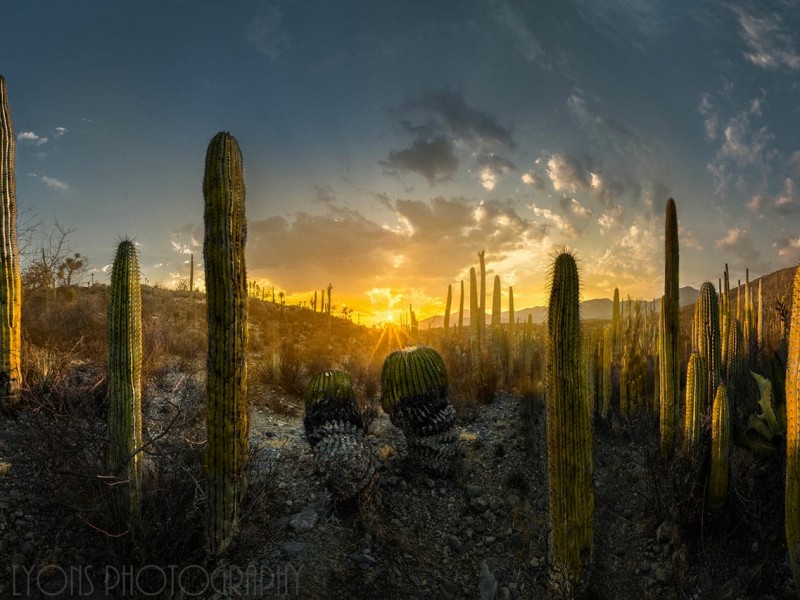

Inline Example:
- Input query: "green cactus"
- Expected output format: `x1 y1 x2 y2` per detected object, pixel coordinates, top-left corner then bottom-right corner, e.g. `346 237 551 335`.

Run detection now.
457 280 465 338
696 282 722 412
492 275 502 368
304 370 377 503
478 250 486 347
470 267 480 364
659 198 680 456
203 131 249 555
612 288 621 362
545 251 594 593
107 240 143 526
683 352 706 453
709 384 730 513
786 266 800 589
601 326 612 417
0 76 21 401
508 286 515 353
725 318 745 408
380 345 457 475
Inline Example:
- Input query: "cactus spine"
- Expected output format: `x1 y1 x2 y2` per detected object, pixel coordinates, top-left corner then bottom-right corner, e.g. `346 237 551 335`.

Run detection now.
0 76 21 400
545 251 594 592
203 132 248 555
785 266 800 590
107 240 143 525
659 198 680 455
709 384 730 512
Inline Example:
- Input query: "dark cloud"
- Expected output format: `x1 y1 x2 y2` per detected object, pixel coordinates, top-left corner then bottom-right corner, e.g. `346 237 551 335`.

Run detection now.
380 136 459 185
383 90 516 187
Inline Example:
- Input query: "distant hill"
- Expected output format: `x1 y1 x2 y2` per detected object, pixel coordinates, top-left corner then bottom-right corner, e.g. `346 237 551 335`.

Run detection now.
419 285 702 328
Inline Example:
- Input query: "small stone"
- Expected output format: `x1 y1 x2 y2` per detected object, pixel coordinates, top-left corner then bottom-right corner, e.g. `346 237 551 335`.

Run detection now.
480 562 498 600
465 484 482 498
349 553 377 567
423 478 435 489
484 536 496 545
655 568 673 585
289 506 318 533
447 534 463 554
488 496 504 512
470 497 489 513
498 586 513 600
505 494 521 509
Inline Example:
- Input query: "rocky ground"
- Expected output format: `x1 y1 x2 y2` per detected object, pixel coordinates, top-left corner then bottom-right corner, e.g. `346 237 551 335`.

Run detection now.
0 383 795 599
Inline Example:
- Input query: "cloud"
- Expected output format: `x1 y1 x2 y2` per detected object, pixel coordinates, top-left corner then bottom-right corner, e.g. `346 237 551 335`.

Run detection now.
40 176 69 191
699 93 719 140
718 113 773 166
380 136 458 185
546 153 587 193
773 177 798 213
775 234 800 261
733 6 800 70
54 127 67 137
521 171 544 188
245 0 290 60
17 131 48 145
715 226 762 264
384 90 516 188
487 0 551 69
529 203 577 237
170 224 202 255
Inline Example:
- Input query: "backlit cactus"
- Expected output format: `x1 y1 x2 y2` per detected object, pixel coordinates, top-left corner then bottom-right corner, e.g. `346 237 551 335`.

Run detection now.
683 352 706 453
304 370 377 503
380 345 458 475
443 283 452 335
709 384 730 512
545 251 594 593
659 198 680 456
107 240 143 525
696 282 722 412
203 131 248 555
0 76 22 401
785 266 800 590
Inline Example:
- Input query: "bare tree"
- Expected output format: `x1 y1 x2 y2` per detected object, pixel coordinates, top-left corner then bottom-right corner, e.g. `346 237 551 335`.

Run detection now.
20 218 79 293
57 252 88 286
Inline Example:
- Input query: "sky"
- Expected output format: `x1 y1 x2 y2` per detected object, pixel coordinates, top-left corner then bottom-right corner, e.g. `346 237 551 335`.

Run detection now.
2 1 800 325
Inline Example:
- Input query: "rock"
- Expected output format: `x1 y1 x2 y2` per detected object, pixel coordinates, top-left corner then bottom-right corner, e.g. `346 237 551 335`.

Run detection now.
480 562 498 600
447 534 463 554
488 496 504 512
349 553 377 567
289 506 318 533
505 494 521 509
655 568 673 585
470 497 489 513
656 521 677 546
423 477 435 489
279 541 309 557
498 586 513 600
465 484 482 498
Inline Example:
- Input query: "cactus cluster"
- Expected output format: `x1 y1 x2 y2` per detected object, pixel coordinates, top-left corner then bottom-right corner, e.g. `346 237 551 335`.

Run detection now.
0 76 21 401
380 345 458 475
107 240 143 526
304 370 378 503
545 251 594 593
203 131 249 555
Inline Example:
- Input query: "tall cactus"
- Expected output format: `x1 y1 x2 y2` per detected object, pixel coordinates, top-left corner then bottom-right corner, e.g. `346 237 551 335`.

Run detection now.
491 275 502 367
545 251 594 593
107 240 143 525
601 326 612 417
696 282 722 412
443 283 452 335
203 131 248 555
457 280 464 338
785 266 800 591
469 267 480 364
612 288 621 362
478 250 486 347
709 384 730 512
660 198 680 456
0 76 21 401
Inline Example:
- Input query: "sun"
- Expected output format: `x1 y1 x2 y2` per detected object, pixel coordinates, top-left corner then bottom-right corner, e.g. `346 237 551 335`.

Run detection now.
387 314 394 322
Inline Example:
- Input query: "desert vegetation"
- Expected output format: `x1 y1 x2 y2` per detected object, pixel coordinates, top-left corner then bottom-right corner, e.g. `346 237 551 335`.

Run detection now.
1 71 800 600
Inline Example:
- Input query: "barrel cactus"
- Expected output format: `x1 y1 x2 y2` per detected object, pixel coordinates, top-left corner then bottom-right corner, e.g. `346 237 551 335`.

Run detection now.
545 250 594 594
380 345 458 475
304 370 377 504
204 131 248 555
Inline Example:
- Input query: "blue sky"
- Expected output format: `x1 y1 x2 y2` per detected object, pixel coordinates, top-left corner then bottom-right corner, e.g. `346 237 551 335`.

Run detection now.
3 1 800 322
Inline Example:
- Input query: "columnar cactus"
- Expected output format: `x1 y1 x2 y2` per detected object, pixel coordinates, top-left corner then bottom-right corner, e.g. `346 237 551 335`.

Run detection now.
660 198 680 455
478 250 486 347
508 286 515 353
469 267 480 363
107 240 143 525
304 370 377 504
601 326 612 417
457 280 464 338
203 131 248 555
683 352 706 453
380 345 458 475
491 275 502 367
785 266 800 590
443 283 452 335
696 282 722 412
726 319 744 408
612 288 621 362
545 251 594 593
0 76 21 400
709 384 730 512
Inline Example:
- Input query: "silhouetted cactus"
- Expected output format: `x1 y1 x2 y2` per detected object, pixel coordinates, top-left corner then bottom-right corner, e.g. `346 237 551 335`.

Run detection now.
203 131 248 555
107 240 143 526
696 282 722 411
380 346 458 475
660 198 680 456
0 76 21 401
709 384 730 512
545 251 594 593
304 370 377 503
443 283 452 335
786 266 800 590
